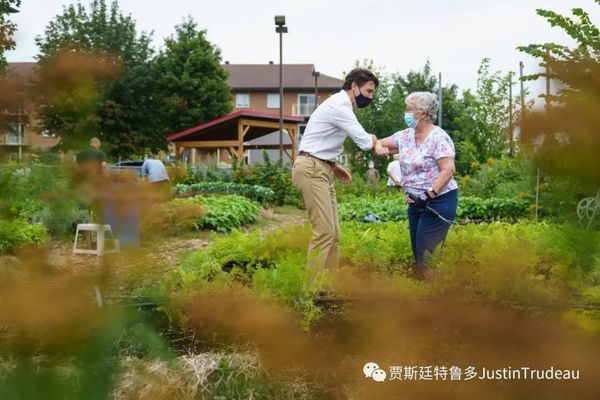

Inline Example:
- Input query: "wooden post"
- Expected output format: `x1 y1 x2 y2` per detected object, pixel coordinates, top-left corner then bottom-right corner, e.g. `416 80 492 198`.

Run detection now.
288 126 297 164
242 124 251 139
237 119 244 161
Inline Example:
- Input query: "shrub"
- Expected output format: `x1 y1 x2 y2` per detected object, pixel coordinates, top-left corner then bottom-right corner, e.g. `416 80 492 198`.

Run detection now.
180 163 232 184
142 200 206 237
339 193 530 222
174 182 275 205
0 165 67 220
167 195 260 233
335 176 389 203
459 156 535 198
232 153 302 207
338 195 407 222
0 219 48 254
195 195 260 232
32 200 92 237
0 165 94 237
456 196 530 221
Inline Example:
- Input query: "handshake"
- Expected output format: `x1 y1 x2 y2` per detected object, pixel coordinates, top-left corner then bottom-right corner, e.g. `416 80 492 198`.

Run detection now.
372 136 390 158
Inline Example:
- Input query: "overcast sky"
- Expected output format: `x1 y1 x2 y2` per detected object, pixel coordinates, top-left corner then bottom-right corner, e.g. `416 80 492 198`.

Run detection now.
6 0 600 95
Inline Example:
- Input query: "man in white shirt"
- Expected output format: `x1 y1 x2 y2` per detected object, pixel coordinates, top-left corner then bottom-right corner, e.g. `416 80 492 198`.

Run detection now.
386 154 402 188
292 68 389 272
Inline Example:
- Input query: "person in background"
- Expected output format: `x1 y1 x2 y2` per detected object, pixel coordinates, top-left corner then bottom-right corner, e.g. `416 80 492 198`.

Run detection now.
386 154 402 189
378 92 458 281
74 137 109 224
76 137 109 177
141 157 170 202
292 68 389 272
366 160 380 184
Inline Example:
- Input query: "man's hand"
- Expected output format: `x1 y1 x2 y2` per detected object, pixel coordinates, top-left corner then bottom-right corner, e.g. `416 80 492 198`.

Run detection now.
333 164 352 183
372 140 389 157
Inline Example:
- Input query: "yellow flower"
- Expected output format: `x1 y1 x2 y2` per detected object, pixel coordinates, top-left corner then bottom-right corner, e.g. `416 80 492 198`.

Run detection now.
470 161 480 170
459 175 471 187
486 157 496 165
518 192 531 199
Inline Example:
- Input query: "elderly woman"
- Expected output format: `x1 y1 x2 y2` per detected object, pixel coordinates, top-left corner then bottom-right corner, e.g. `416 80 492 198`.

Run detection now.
379 92 458 280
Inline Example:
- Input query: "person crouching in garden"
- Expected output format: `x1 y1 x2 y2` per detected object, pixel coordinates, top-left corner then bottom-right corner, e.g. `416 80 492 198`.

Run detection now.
141 156 171 203
379 92 458 281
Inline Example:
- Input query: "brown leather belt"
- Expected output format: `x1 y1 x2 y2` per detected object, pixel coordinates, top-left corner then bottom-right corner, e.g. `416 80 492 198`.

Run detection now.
298 151 336 167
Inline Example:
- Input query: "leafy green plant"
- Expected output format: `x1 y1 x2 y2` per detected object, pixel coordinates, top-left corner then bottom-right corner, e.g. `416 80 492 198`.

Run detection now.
456 197 530 221
32 200 92 237
180 164 232 184
168 195 260 232
459 156 535 198
335 176 389 203
232 152 302 207
338 194 407 222
0 165 69 220
0 219 48 254
339 193 530 222
174 182 275 205
142 199 206 236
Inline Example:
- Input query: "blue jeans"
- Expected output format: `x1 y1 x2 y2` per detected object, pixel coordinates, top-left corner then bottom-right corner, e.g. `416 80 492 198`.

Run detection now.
407 189 458 268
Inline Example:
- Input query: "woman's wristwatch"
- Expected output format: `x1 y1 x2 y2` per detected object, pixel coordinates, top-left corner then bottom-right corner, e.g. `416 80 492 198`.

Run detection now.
428 187 438 197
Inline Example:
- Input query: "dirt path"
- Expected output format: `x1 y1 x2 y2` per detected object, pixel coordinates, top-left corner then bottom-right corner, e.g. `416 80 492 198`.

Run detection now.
1 206 307 297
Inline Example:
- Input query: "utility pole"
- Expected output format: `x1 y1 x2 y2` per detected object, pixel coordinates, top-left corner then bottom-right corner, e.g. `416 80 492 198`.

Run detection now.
312 67 320 112
274 16 288 164
508 72 514 157
519 61 525 138
438 72 443 129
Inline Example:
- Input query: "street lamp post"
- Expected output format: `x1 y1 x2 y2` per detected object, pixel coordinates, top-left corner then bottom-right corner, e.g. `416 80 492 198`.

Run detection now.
312 67 320 113
274 15 288 164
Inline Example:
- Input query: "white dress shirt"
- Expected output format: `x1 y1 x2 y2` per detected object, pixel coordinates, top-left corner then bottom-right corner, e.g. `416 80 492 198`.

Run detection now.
298 90 373 161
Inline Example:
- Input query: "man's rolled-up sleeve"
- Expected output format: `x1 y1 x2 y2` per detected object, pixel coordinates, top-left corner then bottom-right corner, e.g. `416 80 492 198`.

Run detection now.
332 106 373 151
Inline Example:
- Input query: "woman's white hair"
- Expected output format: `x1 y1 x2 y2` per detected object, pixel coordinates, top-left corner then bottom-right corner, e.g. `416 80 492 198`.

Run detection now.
405 92 439 122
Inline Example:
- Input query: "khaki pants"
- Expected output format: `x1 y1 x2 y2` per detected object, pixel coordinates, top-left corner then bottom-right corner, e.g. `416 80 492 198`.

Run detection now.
292 156 340 270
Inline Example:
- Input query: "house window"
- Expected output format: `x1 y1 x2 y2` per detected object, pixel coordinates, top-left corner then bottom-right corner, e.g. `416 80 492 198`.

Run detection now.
267 94 280 109
5 123 23 145
235 94 250 108
297 94 316 116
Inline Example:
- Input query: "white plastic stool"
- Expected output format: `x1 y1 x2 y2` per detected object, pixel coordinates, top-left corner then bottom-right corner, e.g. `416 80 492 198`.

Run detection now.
73 224 120 256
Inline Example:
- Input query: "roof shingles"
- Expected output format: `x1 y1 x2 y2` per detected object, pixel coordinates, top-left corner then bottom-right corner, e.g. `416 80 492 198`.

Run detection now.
222 64 342 90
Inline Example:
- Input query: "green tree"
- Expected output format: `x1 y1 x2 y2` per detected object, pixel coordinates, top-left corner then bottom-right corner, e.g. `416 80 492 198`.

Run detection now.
35 0 152 68
454 58 518 174
0 0 20 72
394 61 465 144
34 0 156 156
153 18 232 136
518 1 600 188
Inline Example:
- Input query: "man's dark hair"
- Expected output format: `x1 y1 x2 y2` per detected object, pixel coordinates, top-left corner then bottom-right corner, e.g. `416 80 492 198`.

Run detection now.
342 68 379 90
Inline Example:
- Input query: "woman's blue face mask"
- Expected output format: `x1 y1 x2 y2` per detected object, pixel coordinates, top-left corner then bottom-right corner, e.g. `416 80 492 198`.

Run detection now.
404 112 419 129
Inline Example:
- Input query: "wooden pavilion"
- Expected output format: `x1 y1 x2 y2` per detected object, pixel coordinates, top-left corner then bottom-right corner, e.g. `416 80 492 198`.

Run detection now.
166 110 305 163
